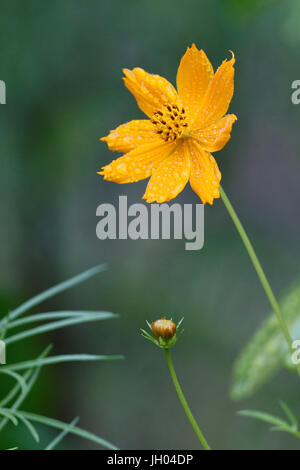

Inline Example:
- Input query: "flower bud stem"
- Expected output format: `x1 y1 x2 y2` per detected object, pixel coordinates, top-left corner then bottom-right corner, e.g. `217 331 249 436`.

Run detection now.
164 349 211 450
220 185 300 379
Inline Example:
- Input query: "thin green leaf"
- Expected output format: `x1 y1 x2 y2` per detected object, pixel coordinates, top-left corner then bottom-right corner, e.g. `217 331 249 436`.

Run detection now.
0 376 29 408
5 312 117 345
279 401 298 429
231 279 300 400
238 410 288 428
7 311 115 329
239 407 300 439
270 425 293 433
0 345 52 409
13 411 40 443
15 410 118 450
0 408 18 426
0 354 124 371
0 264 107 329
0 313 11 340
0 345 53 432
0 369 27 395
45 417 79 450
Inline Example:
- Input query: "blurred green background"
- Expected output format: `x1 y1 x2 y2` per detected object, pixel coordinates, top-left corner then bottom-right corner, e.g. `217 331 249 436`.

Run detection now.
0 0 300 450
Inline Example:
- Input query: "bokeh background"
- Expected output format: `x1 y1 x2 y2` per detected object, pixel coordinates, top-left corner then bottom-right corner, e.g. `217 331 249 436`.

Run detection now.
0 0 300 450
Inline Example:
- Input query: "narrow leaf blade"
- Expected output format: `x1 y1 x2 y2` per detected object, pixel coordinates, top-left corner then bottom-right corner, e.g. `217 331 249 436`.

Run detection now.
0 264 107 328
231 279 300 400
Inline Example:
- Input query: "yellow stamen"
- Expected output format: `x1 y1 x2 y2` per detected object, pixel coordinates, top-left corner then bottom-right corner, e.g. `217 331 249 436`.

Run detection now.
151 103 188 142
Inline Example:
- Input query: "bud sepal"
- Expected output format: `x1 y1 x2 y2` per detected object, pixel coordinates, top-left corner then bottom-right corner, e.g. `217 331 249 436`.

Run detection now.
141 317 184 349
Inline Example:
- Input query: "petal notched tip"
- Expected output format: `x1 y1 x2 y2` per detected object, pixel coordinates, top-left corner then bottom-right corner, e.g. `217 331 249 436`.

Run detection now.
198 187 221 206
228 50 235 63
142 194 155 204
189 43 204 53
184 43 207 59
223 51 235 67
122 68 135 78
205 188 221 205
190 43 199 52
142 193 172 204
218 51 235 75
122 67 147 80
122 68 137 87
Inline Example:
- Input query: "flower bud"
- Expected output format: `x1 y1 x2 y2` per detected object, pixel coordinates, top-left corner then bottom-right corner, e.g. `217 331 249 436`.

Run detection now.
151 317 176 341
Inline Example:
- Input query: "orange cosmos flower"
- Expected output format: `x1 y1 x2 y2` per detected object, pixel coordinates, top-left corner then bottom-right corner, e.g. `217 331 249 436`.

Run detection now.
99 44 237 204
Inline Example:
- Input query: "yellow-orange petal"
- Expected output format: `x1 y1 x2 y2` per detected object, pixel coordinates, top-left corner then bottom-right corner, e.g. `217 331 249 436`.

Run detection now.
193 53 235 130
193 114 237 152
101 120 157 153
176 44 214 126
143 142 190 203
187 140 221 205
123 67 179 118
98 139 176 184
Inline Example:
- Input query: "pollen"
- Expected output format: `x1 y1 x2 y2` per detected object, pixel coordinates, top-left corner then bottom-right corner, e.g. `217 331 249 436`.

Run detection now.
151 103 188 142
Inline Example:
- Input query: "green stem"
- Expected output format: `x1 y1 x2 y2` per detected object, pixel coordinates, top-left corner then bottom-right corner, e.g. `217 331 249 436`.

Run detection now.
220 184 300 379
164 348 211 450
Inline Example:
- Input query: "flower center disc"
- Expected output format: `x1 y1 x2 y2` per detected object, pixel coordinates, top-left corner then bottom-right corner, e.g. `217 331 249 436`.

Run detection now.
151 103 188 142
